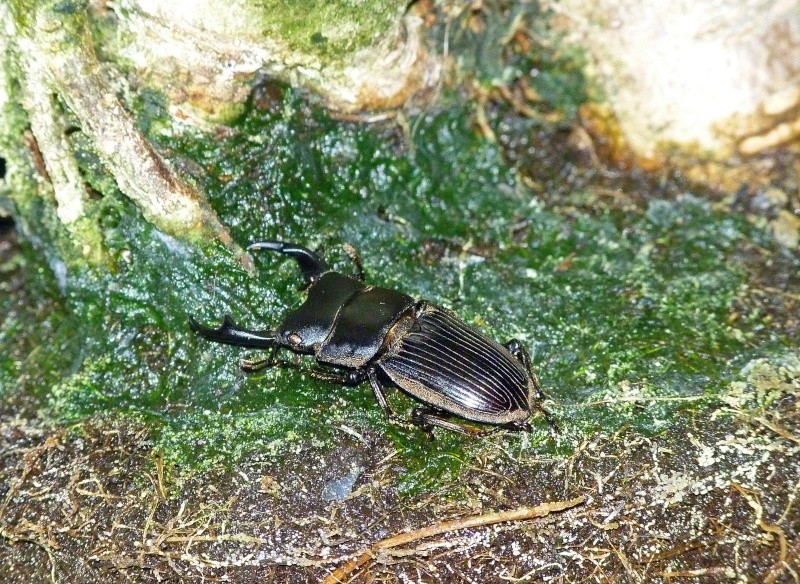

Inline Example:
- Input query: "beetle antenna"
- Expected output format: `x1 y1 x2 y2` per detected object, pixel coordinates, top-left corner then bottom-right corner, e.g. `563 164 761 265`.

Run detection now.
248 241 330 284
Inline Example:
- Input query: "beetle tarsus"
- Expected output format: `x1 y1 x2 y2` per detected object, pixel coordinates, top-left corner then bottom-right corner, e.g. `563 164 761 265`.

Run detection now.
513 420 533 433
538 406 560 435
388 413 424 433
239 357 271 374
239 346 281 373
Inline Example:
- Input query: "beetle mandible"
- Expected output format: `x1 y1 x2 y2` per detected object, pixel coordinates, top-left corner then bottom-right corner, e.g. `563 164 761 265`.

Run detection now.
190 241 553 435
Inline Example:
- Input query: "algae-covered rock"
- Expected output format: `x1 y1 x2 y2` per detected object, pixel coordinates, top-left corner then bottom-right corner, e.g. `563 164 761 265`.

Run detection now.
114 0 438 118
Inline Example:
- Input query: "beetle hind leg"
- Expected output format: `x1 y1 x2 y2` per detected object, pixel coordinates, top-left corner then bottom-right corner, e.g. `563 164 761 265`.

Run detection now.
504 339 559 434
504 338 532 370
504 339 547 405
411 408 499 437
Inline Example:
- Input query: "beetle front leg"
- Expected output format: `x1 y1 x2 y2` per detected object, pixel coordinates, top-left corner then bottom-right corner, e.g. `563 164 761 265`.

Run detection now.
240 348 316 375
239 346 281 373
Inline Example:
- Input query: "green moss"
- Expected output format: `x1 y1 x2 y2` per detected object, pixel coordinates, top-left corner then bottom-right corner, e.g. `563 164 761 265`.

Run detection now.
254 0 402 65
6 0 37 32
0 241 78 404
2 78 796 490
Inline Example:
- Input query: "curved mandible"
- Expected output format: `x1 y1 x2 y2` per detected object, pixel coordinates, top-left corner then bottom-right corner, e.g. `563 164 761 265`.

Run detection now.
248 241 331 284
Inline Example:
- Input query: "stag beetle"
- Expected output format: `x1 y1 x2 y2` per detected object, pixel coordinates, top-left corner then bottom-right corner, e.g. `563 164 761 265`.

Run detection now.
189 241 552 435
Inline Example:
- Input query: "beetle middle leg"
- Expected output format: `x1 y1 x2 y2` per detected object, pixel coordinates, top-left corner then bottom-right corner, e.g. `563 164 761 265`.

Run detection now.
366 370 418 431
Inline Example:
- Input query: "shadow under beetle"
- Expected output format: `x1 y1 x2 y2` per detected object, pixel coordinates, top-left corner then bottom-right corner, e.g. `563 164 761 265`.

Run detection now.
190 241 553 436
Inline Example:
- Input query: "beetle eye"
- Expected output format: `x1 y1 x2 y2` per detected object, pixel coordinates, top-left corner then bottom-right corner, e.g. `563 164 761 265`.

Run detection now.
287 333 302 346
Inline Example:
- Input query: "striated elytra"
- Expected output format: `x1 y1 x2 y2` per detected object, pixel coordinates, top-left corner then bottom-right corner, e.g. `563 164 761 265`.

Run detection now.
189 241 553 436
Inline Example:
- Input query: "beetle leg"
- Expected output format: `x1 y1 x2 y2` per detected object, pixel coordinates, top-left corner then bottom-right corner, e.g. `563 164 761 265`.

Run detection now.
340 243 365 282
240 357 362 386
307 367 367 386
411 408 499 437
239 356 272 373
505 339 559 434
367 370 418 430
239 346 280 373
504 338 531 369
528 372 560 434
366 369 394 415
510 420 533 433
505 338 544 403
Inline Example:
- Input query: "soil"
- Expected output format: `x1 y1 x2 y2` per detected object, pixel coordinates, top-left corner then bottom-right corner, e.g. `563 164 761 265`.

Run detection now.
1 289 798 583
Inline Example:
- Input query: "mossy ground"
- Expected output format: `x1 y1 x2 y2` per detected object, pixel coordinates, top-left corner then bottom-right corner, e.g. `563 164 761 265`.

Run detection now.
1 80 796 495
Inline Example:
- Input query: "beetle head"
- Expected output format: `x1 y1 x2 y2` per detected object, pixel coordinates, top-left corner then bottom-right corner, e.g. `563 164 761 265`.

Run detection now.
276 316 328 354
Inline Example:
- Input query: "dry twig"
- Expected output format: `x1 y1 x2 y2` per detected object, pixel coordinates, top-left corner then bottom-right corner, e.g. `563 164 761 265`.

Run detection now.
323 495 586 584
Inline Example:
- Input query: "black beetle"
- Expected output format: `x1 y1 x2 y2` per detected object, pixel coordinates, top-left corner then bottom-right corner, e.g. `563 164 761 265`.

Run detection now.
190 241 552 435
